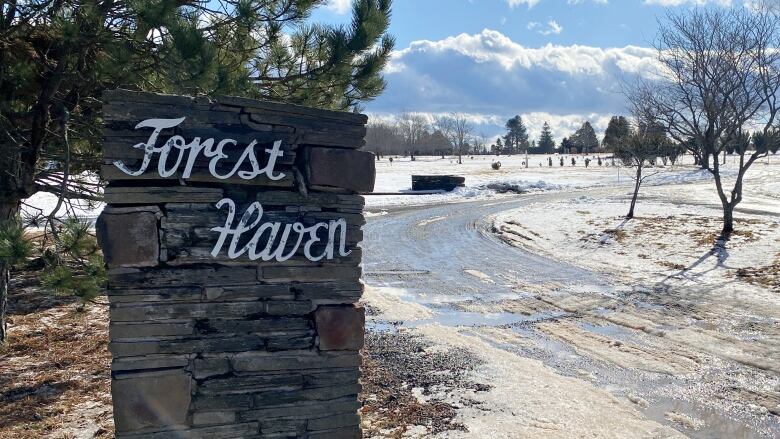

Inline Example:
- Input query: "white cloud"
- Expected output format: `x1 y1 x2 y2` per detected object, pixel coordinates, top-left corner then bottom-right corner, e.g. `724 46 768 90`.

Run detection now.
540 20 563 35
388 29 657 76
528 20 563 35
325 0 351 14
506 0 542 7
370 29 658 141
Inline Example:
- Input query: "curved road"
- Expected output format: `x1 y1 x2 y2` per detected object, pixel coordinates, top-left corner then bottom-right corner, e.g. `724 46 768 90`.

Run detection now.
361 190 780 439
362 192 608 302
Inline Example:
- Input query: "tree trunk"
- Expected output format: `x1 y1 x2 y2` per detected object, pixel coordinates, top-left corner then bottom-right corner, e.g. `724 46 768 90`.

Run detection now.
701 151 711 170
627 165 642 219
721 202 735 238
0 200 20 344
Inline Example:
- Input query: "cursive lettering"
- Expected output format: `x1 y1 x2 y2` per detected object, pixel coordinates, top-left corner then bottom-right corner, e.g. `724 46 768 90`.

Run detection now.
113 117 286 181
210 198 351 262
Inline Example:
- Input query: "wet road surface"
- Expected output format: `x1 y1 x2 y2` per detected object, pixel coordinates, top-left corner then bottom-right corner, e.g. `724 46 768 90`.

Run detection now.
361 191 780 439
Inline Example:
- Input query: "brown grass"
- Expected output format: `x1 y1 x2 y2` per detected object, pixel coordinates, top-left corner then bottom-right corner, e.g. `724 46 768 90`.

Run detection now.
735 259 780 293
0 270 113 439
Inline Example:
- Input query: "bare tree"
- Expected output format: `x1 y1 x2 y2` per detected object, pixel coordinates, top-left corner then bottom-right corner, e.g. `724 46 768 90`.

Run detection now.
436 113 473 164
477 132 490 155
398 113 428 161
615 120 673 218
627 6 780 237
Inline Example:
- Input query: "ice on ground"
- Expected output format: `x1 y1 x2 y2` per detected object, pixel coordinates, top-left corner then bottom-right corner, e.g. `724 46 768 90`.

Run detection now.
416 324 686 438
362 286 435 321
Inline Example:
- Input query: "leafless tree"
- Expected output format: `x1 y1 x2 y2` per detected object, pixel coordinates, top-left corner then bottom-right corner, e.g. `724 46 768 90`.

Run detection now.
398 113 429 161
615 119 673 218
626 6 780 237
477 132 490 155
435 113 473 164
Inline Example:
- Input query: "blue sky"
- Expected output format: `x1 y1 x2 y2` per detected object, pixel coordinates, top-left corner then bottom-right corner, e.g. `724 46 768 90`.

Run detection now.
311 0 760 141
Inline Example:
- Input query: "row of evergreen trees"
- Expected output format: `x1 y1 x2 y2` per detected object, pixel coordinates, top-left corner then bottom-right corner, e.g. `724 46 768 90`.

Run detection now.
497 115 630 155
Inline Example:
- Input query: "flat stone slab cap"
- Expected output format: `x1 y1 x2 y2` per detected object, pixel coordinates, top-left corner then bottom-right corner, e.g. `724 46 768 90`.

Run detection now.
303 147 375 193
315 305 365 351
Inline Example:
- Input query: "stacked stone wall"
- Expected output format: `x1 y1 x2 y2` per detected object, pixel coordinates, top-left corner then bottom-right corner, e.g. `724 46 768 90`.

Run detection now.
97 90 374 438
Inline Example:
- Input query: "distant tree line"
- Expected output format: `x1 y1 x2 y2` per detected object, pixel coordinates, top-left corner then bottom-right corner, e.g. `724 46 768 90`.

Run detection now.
365 113 632 158
364 113 490 159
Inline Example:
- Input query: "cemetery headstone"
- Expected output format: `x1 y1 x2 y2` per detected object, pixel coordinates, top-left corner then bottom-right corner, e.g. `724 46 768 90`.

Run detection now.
411 175 466 191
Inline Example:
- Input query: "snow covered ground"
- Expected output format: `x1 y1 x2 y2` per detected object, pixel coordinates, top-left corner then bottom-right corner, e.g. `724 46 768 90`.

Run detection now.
359 153 780 438
24 152 775 219
365 153 763 210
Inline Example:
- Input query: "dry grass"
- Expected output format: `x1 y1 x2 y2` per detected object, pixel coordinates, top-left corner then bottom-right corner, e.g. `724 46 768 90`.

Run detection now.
735 257 780 293
0 270 113 439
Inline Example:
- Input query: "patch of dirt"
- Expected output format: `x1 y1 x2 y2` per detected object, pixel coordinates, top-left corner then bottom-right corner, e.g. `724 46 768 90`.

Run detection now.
0 271 113 439
735 258 780 293
360 330 488 438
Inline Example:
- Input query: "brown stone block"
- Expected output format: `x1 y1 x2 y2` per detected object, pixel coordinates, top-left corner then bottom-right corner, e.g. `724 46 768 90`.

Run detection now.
314 305 365 351
303 147 375 193
112 371 191 433
96 210 160 268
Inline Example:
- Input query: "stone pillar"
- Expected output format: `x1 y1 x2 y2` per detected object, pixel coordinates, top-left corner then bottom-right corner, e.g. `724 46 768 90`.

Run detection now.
97 90 374 438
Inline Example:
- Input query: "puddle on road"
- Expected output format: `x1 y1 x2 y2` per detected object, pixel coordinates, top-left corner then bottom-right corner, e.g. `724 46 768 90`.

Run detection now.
367 298 567 332
640 395 773 439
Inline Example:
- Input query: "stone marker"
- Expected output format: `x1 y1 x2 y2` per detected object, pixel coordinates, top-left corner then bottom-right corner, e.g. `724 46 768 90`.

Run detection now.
97 89 373 438
411 175 466 192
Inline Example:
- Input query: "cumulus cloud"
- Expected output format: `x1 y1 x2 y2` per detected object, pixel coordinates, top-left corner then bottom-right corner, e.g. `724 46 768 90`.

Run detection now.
371 29 658 141
325 0 351 14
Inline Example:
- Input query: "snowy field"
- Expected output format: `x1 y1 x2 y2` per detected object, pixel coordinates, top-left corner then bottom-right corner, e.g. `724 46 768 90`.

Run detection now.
358 152 780 438
365 153 766 210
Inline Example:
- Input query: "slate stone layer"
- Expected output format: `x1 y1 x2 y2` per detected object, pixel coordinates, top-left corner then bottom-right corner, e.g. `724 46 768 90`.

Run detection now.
97 89 373 438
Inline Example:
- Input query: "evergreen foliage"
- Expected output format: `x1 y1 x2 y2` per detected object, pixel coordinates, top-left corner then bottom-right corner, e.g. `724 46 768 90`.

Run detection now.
536 122 556 154
504 115 529 155
0 0 394 341
570 121 599 154
602 116 630 152
0 220 33 268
